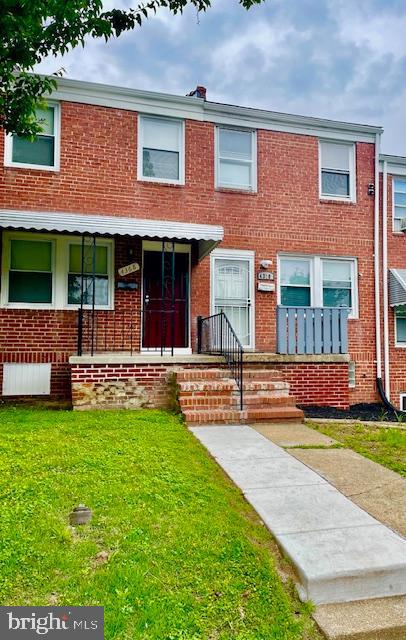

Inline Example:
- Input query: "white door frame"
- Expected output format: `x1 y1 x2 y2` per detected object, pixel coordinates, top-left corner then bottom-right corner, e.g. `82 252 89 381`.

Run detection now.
141 240 192 354
210 248 255 350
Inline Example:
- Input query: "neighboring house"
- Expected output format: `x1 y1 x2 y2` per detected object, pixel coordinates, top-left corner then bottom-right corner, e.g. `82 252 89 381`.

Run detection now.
0 77 403 417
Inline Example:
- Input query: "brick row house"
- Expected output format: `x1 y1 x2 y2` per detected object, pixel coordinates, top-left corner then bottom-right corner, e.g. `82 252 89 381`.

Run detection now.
0 77 405 420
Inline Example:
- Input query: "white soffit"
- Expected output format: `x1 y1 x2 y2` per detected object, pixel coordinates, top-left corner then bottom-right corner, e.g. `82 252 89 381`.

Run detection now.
0 210 224 260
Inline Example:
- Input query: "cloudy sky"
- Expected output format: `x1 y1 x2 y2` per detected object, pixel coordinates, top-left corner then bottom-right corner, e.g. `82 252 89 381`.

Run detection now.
36 0 406 154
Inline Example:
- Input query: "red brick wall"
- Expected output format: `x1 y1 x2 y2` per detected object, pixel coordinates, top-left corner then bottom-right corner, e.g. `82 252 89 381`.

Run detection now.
0 101 377 404
71 361 349 410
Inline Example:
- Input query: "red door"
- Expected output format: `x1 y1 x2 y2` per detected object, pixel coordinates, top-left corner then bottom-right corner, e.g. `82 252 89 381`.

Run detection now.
142 249 189 349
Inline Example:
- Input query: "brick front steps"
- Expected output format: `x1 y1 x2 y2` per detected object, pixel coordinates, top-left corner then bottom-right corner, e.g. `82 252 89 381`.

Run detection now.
176 368 304 424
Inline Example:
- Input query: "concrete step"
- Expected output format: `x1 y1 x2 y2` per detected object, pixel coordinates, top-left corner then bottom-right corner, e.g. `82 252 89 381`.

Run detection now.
183 406 304 424
313 595 406 639
190 426 406 606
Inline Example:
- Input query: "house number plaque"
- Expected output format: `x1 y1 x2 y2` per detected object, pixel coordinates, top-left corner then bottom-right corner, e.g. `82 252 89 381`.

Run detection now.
257 271 274 280
118 262 140 276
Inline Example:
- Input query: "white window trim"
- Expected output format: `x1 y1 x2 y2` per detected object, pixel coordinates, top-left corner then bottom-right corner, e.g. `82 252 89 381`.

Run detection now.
400 393 406 411
137 114 185 185
277 253 359 319
392 176 406 233
215 126 257 192
4 102 61 172
319 140 356 203
210 248 255 350
0 231 114 310
394 307 406 348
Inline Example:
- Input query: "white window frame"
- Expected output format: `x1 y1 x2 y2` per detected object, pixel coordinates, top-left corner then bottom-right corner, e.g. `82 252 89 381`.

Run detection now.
137 114 185 185
0 231 114 310
210 248 255 350
319 140 356 203
4 102 61 171
277 254 358 319
215 126 257 192
394 307 406 348
399 393 406 411
392 177 406 233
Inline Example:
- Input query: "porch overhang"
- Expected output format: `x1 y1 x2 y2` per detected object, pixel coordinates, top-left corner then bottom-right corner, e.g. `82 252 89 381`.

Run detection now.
0 209 223 261
389 269 406 307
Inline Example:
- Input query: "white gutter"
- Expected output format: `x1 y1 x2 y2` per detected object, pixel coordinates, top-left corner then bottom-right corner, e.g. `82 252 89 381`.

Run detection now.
382 160 390 398
374 132 382 380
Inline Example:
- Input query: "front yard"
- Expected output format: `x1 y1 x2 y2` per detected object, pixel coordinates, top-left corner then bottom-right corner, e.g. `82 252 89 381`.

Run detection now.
307 420 406 476
0 408 320 640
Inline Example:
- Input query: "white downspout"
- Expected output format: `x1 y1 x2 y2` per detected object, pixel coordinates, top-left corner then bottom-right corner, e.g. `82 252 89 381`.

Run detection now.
382 159 390 399
374 132 382 382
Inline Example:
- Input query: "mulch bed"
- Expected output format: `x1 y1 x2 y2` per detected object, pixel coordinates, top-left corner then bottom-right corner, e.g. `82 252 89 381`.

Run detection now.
300 403 399 422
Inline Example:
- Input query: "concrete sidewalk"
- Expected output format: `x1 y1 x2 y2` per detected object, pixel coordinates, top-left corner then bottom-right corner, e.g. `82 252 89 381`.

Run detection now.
190 424 406 608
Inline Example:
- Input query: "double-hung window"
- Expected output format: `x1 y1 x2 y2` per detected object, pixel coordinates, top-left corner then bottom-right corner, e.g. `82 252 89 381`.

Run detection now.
279 255 358 318
138 115 184 184
393 179 406 232
68 244 109 306
395 306 406 346
319 141 355 201
8 239 54 304
5 104 60 171
1 233 113 309
216 127 256 191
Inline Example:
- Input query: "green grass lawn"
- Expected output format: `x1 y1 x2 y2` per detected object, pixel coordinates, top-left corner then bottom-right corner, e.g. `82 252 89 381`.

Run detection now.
307 420 406 476
0 408 321 640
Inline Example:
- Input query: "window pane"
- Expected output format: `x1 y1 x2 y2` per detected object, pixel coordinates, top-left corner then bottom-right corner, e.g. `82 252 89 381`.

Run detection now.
69 245 108 275
142 118 180 152
323 288 352 308
35 107 54 135
394 192 406 206
281 286 310 306
9 272 52 303
12 136 54 166
394 180 406 194
323 260 352 285
143 148 179 180
219 159 251 189
280 259 310 286
321 142 350 171
396 316 406 343
68 275 109 305
219 129 252 160
215 259 249 301
394 217 403 231
10 240 52 271
322 171 350 196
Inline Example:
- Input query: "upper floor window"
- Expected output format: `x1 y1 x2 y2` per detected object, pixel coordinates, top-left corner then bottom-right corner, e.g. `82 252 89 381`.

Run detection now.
216 127 256 191
138 115 184 184
319 141 355 201
393 179 406 232
4 104 60 171
279 254 358 318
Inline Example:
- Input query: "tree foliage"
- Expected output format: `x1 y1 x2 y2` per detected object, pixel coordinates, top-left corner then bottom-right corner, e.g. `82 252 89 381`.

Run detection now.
1 0 265 136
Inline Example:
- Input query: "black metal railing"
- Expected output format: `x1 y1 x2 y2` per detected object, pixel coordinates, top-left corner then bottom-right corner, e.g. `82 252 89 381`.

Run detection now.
77 309 136 355
197 311 244 410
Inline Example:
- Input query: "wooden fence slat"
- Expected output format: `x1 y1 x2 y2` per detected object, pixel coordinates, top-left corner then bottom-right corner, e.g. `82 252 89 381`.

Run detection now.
288 308 297 354
322 308 332 354
296 308 306 354
331 308 340 352
277 307 287 354
314 308 323 354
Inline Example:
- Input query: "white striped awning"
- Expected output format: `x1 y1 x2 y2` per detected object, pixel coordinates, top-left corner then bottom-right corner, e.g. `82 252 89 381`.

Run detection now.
0 209 223 261
389 269 406 307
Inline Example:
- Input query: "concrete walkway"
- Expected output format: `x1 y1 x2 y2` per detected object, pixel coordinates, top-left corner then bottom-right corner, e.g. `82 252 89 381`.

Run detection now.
190 424 406 607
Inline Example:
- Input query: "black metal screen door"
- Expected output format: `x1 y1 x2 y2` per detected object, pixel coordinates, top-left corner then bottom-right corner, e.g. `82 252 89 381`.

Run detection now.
142 245 189 351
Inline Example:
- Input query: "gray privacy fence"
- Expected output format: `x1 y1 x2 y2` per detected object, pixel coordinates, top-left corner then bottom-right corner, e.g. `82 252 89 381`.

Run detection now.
277 307 349 355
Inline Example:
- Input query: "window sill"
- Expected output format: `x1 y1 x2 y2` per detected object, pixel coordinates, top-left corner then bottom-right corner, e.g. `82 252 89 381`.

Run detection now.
215 187 257 196
4 163 59 172
137 178 184 188
319 197 356 205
